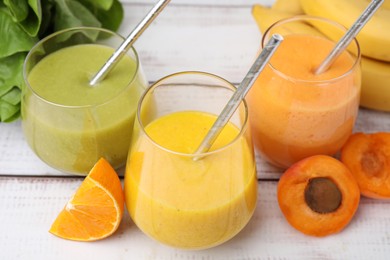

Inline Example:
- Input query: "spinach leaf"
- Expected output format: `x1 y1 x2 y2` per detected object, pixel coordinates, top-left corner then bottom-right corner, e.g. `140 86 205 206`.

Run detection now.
3 0 29 22
2 87 21 105
78 0 114 11
38 0 55 38
19 0 42 36
0 52 26 93
53 0 101 31
95 0 123 32
0 99 20 122
0 8 37 58
0 52 25 122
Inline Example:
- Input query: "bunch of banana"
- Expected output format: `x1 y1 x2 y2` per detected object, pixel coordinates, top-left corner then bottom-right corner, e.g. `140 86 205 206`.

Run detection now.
252 0 390 111
271 0 303 15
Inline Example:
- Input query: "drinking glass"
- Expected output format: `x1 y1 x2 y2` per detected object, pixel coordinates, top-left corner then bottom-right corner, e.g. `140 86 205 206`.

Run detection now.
247 16 361 169
124 71 258 249
22 27 147 175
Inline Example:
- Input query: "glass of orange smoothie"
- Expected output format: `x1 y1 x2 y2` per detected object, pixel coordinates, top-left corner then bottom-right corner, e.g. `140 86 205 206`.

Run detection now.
247 16 361 169
22 27 147 175
124 71 258 249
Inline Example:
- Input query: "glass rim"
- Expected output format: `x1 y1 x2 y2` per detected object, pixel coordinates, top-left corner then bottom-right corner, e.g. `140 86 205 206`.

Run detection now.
136 71 250 158
261 15 361 84
23 26 142 109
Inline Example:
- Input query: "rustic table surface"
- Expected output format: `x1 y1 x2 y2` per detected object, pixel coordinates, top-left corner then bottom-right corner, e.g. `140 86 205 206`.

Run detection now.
1 0 390 259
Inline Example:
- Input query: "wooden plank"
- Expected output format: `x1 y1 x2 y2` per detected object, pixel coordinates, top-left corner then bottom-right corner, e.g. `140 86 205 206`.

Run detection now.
0 176 389 259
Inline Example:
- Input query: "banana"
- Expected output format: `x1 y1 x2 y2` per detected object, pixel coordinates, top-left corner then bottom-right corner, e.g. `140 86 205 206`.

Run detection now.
251 4 390 111
383 0 390 9
360 57 390 111
272 0 304 15
252 4 291 33
252 5 321 36
300 0 390 62
366 0 390 10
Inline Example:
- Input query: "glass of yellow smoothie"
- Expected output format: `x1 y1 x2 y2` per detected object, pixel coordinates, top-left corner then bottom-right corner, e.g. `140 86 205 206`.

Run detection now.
247 16 361 169
125 71 258 249
22 27 147 175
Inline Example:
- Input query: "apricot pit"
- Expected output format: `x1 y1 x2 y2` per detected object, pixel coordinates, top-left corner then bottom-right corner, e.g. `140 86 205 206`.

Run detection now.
304 177 342 214
277 155 360 237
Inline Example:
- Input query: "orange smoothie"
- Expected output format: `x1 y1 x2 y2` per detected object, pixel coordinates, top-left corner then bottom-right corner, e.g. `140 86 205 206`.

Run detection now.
124 111 257 249
248 34 360 168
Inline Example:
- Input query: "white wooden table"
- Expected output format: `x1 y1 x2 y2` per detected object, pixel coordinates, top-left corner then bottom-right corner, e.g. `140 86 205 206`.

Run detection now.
1 1 390 259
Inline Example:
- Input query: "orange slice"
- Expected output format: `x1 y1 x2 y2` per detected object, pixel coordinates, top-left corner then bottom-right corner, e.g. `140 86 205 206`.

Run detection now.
49 158 124 241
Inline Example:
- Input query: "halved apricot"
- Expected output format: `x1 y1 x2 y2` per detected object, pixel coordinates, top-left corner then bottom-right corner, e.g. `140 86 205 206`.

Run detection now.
277 155 360 237
341 132 390 199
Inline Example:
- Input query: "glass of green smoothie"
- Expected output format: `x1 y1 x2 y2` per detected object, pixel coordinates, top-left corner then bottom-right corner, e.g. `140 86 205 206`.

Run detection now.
22 27 148 175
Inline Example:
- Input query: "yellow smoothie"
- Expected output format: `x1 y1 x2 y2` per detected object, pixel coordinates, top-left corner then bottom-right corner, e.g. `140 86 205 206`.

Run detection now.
248 34 360 168
125 111 257 249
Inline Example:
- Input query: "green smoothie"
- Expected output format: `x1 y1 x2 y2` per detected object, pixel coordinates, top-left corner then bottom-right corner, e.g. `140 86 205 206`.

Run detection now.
22 44 146 174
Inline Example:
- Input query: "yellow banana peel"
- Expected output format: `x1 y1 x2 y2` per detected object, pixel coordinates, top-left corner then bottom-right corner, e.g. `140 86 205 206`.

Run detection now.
252 5 321 36
300 0 390 62
383 0 390 9
360 57 390 111
272 0 304 15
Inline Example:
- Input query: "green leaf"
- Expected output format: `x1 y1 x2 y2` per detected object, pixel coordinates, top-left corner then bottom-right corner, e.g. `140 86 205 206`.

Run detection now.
2 87 21 105
4 110 21 122
18 0 42 36
0 9 38 58
0 53 24 122
78 0 114 11
72 0 123 32
0 52 26 94
95 0 123 32
0 99 20 122
53 0 101 31
3 0 29 22
0 84 14 98
38 0 55 38
3 110 21 122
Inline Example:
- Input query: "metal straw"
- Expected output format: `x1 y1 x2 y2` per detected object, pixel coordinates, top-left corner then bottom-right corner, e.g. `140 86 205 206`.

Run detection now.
315 0 384 75
89 0 171 86
193 34 284 159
